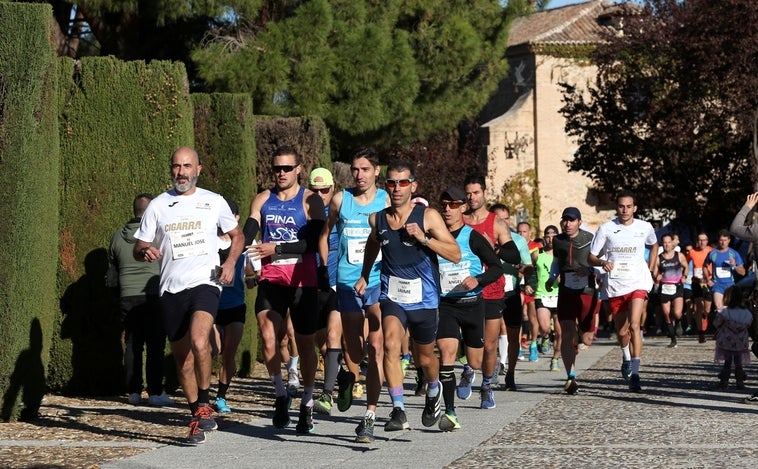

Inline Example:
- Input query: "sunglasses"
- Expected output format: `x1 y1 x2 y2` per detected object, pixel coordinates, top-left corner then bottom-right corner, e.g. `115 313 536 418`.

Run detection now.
385 178 415 189
311 187 331 194
273 164 299 173
440 200 465 209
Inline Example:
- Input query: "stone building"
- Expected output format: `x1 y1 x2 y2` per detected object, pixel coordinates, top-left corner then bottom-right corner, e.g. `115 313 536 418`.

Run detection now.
479 0 630 231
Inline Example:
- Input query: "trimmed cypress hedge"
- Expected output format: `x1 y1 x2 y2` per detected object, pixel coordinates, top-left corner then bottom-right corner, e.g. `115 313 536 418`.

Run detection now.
191 92 259 375
47 56 194 396
0 3 60 422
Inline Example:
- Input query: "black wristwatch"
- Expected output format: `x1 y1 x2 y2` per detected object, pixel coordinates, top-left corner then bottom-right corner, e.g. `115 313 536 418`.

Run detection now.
275 244 282 255
139 247 149 258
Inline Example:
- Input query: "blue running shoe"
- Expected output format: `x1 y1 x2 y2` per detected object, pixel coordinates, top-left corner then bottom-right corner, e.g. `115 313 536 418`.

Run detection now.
456 366 475 400
214 397 231 413
480 385 496 409
621 360 632 382
529 342 539 362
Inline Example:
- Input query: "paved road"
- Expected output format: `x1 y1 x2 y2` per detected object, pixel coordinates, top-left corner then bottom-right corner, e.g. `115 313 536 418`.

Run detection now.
104 337 758 468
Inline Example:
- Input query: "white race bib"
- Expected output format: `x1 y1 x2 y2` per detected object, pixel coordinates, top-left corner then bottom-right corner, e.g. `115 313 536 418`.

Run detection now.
347 238 382 264
564 272 588 290
439 261 471 295
271 252 302 266
170 230 210 260
694 267 703 279
661 283 677 295
609 261 635 279
541 295 558 308
387 276 423 304
716 267 732 279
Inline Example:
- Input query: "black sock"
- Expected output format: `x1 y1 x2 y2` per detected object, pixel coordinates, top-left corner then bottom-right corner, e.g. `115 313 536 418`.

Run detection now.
439 365 455 413
217 382 230 399
198 388 210 405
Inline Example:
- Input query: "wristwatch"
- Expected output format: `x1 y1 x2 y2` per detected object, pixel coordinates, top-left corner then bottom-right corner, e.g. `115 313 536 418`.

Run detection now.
139 247 149 258
275 244 282 254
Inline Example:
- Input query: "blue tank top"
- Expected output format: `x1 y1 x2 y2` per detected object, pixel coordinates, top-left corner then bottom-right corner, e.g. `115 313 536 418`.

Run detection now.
439 225 483 299
336 188 387 289
219 254 246 309
260 186 318 287
325 205 339 286
376 203 439 309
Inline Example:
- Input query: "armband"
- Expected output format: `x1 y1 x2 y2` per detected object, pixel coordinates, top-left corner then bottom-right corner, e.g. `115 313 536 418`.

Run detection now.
243 217 260 245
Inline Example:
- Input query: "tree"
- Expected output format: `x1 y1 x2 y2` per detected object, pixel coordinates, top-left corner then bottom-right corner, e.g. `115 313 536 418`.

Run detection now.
559 0 758 230
192 0 528 149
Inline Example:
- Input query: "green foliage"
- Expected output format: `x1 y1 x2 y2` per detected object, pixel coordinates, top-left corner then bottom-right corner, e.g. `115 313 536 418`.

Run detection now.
0 2 60 421
560 0 758 229
48 56 194 395
497 169 540 231
193 0 515 149
253 116 331 192
191 92 259 370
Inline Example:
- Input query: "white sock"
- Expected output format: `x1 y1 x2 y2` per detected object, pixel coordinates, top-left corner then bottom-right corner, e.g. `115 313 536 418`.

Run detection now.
499 335 509 366
621 345 631 361
288 355 299 373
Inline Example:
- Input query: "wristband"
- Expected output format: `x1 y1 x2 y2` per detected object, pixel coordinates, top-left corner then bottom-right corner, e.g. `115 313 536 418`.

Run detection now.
421 237 431 246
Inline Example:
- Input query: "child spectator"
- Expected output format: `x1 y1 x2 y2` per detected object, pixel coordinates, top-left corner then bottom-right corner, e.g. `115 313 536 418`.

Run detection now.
713 286 752 390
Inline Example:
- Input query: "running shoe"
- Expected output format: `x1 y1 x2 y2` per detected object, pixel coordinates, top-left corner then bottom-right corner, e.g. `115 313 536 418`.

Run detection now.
401 356 411 377
541 337 552 355
421 392 442 427
456 366 476 400
667 337 677 348
186 419 206 445
354 415 376 443
214 397 231 413
529 342 539 362
564 377 579 395
480 385 496 409
620 359 632 382
128 392 142 405
273 395 291 428
147 392 174 407
550 357 560 372
491 363 501 387
313 392 333 416
385 407 410 431
438 412 461 431
698 331 706 343
675 321 683 337
517 348 525 361
414 374 427 397
335 368 355 412
194 404 218 431
744 392 758 404
504 373 517 392
629 373 642 392
295 404 314 434
352 382 364 399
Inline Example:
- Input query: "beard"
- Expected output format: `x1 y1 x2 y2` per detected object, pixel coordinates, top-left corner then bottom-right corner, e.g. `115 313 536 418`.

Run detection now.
173 174 198 193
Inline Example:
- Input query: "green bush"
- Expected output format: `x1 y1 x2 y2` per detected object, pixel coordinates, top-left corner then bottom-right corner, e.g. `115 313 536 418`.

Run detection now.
0 2 60 422
47 56 194 395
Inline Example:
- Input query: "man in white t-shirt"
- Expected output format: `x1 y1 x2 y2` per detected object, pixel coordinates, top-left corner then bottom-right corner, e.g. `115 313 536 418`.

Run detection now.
134 146 243 444
589 190 657 393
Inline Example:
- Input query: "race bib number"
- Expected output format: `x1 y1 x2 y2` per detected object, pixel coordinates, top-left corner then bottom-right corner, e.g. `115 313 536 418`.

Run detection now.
170 230 210 260
609 261 635 279
347 238 382 264
541 295 558 308
564 272 588 290
661 283 677 295
716 267 732 279
694 267 703 279
271 251 302 266
440 261 471 295
387 276 423 304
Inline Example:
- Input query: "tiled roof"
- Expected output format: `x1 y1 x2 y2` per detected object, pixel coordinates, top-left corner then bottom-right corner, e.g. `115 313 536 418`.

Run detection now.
508 0 623 47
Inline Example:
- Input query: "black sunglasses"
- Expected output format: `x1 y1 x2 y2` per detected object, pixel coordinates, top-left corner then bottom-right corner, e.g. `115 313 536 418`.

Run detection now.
311 187 331 194
273 164 299 173
385 178 415 189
